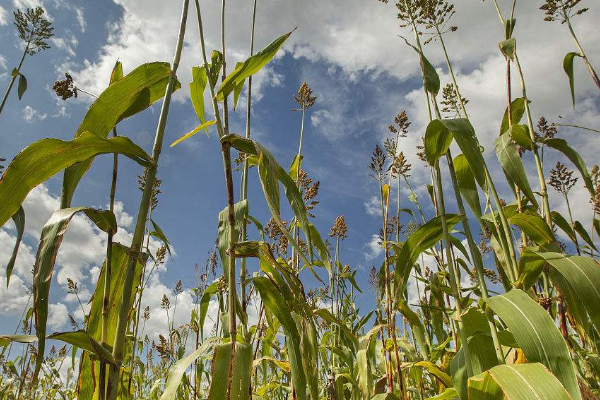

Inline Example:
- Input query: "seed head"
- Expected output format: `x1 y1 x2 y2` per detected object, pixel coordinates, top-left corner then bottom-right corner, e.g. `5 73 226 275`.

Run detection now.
537 117 557 140
540 0 588 23
548 161 578 196
329 215 348 240
369 145 386 179
53 73 78 101
391 151 412 178
441 83 468 118
388 110 411 137
13 7 54 56
293 82 317 111
160 294 171 311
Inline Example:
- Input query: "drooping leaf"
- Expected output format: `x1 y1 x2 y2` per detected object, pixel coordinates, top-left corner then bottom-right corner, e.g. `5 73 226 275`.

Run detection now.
62 62 178 207
532 251 600 334
397 300 429 359
47 331 115 365
253 276 307 400
216 30 293 101
439 118 487 190
424 119 453 166
0 131 152 228
393 214 462 298
543 137 595 196
17 73 27 100
170 120 216 147
551 211 578 246
509 211 555 246
222 134 315 269
495 133 538 207
149 219 171 254
467 363 572 400
453 154 482 218
73 243 147 400
160 338 217 400
32 207 117 380
563 52 582 109
509 124 535 151
5 206 24 285
573 221 598 251
500 97 527 135
485 289 582 400
402 38 440 95
498 38 516 60
190 65 208 125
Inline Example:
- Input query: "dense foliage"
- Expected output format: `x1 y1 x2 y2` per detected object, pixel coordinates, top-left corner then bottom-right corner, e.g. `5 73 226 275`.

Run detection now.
1 0 600 399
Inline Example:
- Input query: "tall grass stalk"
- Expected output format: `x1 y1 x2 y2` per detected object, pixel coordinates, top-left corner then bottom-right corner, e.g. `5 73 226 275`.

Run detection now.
106 1 190 398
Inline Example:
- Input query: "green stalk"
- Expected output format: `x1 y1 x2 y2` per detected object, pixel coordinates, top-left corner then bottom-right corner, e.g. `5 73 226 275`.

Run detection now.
565 17 600 91
240 0 258 319
106 1 189 398
99 128 119 400
0 36 30 117
432 160 474 376
194 0 238 395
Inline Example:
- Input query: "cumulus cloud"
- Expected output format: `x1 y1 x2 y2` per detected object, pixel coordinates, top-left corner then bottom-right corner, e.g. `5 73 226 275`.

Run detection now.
363 233 382 261
23 105 48 122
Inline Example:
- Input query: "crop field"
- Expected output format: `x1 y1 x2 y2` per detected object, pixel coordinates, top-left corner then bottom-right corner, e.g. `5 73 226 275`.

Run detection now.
0 0 600 399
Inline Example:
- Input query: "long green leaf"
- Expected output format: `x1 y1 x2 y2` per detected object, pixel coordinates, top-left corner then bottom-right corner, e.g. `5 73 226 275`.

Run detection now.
393 214 462 299
468 363 572 400
160 338 217 400
495 133 538 207
216 30 293 101
509 211 555 246
500 97 527 135
253 276 307 400
453 154 482 218
32 207 117 380
563 52 582 109
485 289 581 400
62 62 178 207
439 119 487 190
47 331 115 365
424 119 453 166
0 131 152 228
543 137 595 196
5 206 25 285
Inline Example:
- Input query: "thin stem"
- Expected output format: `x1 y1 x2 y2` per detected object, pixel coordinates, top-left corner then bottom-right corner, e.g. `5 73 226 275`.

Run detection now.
566 18 600 91
99 127 118 400
0 39 30 117
433 160 474 377
106 1 189 398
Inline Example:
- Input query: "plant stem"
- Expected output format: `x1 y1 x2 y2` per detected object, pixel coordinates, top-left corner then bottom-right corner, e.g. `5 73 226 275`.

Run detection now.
99 128 119 400
106 1 189 398
240 0 258 321
565 18 600 92
0 39 30 117
432 160 474 377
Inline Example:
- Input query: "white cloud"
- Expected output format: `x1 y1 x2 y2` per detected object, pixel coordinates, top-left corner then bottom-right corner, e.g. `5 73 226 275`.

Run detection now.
23 105 48 122
364 196 381 217
75 7 85 32
0 274 31 315
48 302 68 331
0 6 7 26
363 233 382 261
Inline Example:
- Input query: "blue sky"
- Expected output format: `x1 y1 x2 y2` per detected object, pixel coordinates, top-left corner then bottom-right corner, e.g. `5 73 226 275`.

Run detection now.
1 0 599 338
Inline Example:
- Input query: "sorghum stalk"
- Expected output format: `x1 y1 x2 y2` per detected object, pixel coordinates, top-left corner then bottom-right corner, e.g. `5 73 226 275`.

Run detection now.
194 0 238 394
432 159 474 376
99 127 119 400
106 1 189 398
565 17 600 91
240 0 259 319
